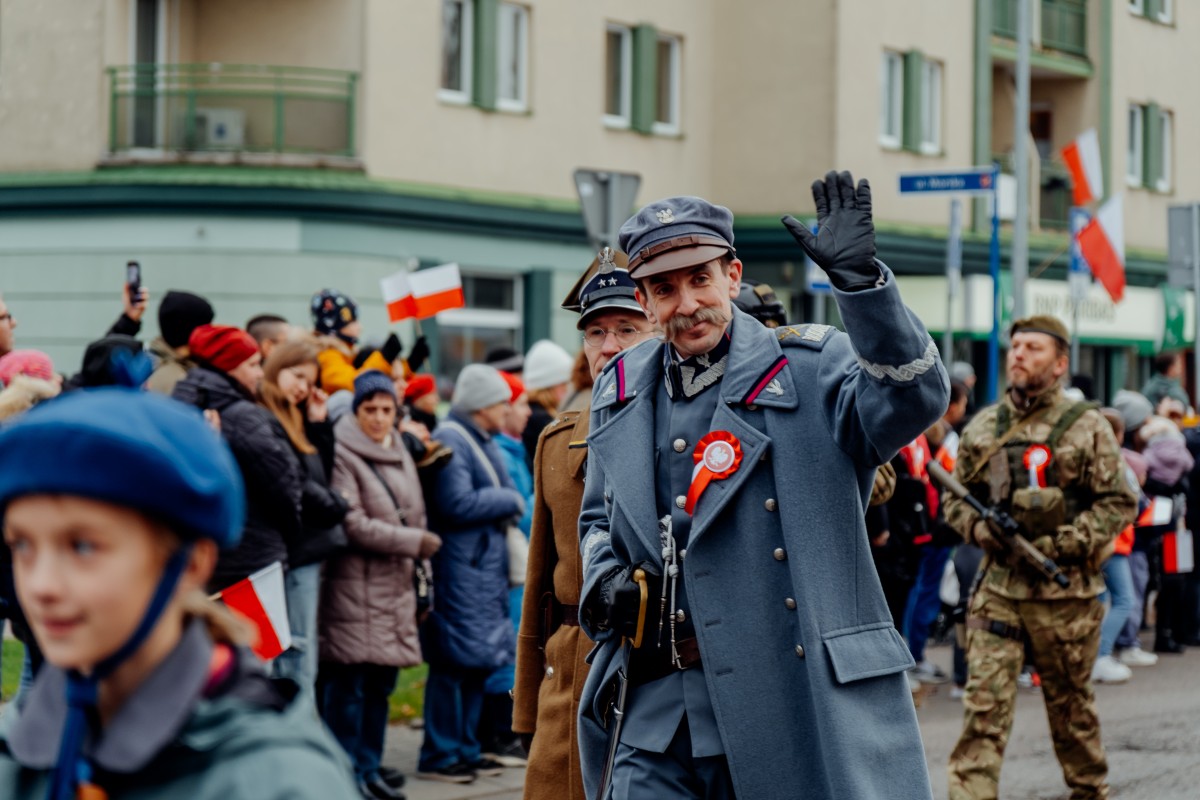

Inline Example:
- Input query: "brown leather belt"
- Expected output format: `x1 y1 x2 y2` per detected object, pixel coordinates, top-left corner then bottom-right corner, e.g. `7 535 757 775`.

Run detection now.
967 617 1023 642
628 637 702 686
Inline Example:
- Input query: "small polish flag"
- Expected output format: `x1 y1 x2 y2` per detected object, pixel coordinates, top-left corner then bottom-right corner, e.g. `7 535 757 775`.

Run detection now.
381 263 465 322
1078 193 1125 304
214 561 291 660
1061 128 1104 206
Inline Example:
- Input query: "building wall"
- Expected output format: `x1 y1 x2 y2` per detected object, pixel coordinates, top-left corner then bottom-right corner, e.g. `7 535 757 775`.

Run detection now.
0 0 108 171
708 0 836 214
832 0 976 228
189 0 362 70
361 0 718 206
1111 4 1197 251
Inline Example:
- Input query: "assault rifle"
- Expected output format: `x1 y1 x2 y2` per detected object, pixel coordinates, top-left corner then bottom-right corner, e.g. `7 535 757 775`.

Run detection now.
928 461 1070 588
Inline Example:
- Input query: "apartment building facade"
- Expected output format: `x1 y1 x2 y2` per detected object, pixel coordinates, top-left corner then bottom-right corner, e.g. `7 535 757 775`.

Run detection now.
0 0 1192 397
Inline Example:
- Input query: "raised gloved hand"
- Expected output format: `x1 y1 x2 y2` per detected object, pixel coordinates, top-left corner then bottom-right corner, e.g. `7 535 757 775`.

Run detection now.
381 333 403 364
781 171 881 291
407 335 431 373
589 563 657 639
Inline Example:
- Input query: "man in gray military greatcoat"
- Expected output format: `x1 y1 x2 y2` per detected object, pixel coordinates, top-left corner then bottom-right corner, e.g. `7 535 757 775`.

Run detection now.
577 172 949 800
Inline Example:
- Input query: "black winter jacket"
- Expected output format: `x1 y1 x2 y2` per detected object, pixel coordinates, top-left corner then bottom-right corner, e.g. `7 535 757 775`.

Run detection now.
172 366 302 591
290 419 349 568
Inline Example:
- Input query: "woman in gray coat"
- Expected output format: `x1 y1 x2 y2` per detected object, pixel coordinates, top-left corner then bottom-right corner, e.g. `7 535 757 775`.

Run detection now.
319 370 442 800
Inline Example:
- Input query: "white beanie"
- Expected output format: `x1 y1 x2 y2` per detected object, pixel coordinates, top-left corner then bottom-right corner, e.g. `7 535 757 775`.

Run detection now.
523 340 573 391
451 364 512 412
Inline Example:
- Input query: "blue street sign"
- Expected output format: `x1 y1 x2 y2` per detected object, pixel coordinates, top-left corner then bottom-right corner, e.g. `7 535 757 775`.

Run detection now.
1068 207 1092 274
899 167 997 196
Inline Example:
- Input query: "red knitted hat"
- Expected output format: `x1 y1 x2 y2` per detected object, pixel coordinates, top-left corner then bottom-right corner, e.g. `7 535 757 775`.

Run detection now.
500 371 525 403
0 350 55 387
404 374 437 402
188 324 259 373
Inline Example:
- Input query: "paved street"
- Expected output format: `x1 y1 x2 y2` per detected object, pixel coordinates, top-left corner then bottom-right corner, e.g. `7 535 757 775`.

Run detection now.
386 636 1200 800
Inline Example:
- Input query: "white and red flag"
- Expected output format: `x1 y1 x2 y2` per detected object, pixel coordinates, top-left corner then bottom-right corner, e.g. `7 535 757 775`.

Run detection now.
214 561 291 660
1061 128 1104 206
1078 193 1125 304
381 263 465 322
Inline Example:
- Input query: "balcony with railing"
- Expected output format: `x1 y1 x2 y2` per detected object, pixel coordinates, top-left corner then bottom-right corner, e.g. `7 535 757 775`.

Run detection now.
993 152 1073 231
106 63 358 163
993 0 1088 59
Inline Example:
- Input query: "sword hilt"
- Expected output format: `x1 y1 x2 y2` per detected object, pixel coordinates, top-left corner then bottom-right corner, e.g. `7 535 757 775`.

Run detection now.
631 568 649 649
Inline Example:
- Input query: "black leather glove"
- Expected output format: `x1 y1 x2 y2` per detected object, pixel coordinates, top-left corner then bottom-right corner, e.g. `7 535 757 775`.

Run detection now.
380 333 403 364
589 563 658 638
407 335 431 372
781 171 881 292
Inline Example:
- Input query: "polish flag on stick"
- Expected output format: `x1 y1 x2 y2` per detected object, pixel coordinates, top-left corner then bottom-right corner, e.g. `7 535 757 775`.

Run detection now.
213 561 291 660
1061 128 1104 206
1078 194 1125 304
381 263 465 323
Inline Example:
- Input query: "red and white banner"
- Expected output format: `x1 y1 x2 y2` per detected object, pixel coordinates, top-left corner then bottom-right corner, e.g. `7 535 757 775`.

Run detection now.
1164 527 1194 575
381 263 465 322
214 561 291 660
1078 193 1125 303
1061 129 1104 206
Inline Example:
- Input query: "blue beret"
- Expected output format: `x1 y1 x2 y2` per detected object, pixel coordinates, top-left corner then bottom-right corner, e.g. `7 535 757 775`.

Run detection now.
353 369 397 412
619 196 736 279
0 389 245 548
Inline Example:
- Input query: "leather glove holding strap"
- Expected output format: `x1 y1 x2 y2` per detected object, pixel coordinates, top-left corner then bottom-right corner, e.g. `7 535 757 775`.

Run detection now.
781 171 882 292
586 563 659 639
407 336 431 373
1030 534 1059 561
972 519 1007 557
381 332 403 363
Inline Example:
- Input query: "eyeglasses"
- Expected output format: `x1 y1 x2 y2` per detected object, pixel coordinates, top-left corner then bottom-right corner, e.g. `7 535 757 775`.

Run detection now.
583 325 644 348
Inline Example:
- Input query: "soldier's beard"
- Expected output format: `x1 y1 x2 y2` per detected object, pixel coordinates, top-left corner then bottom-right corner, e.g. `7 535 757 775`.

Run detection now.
1008 367 1058 404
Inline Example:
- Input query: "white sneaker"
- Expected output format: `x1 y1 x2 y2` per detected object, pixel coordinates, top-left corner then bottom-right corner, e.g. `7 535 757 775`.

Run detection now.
912 660 951 685
1091 655 1133 684
949 685 965 700
1118 647 1159 667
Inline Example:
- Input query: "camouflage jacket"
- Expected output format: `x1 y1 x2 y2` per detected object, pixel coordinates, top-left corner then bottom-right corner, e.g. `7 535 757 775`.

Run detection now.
945 385 1136 599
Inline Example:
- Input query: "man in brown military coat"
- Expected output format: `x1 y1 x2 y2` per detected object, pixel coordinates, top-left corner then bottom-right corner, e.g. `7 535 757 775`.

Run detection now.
945 315 1137 800
512 250 657 800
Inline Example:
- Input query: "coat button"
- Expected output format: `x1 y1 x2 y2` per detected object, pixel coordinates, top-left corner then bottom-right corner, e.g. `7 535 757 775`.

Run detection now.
674 609 686 623
673 438 687 453
773 548 787 561
795 644 805 659
765 499 778 512
675 495 687 509
785 598 797 610
546 666 555 677
746 403 759 411
679 549 687 561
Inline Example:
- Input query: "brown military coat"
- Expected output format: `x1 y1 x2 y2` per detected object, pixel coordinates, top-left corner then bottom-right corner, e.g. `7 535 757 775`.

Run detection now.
512 408 591 800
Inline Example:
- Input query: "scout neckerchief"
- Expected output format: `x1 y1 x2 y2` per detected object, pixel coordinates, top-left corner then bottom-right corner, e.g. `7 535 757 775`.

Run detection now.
664 330 731 401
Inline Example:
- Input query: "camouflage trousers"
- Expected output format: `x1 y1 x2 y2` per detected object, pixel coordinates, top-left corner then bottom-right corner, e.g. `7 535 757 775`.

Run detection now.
947 585 1108 800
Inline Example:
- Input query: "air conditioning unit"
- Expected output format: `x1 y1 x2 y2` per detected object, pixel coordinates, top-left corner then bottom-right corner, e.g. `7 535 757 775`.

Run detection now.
194 108 246 149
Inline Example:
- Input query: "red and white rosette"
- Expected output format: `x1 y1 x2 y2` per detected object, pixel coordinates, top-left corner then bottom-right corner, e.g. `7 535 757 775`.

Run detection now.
1023 444 1052 489
685 431 743 515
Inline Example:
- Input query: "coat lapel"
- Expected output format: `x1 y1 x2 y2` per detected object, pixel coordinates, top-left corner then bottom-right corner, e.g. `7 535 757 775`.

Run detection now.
586 342 663 556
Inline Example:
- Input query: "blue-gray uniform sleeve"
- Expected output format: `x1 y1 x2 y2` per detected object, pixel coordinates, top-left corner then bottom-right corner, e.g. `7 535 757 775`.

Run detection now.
820 261 950 466
577 405 620 644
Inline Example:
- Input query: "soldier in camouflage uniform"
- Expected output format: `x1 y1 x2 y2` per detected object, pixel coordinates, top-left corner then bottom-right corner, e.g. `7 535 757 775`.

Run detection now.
945 315 1136 800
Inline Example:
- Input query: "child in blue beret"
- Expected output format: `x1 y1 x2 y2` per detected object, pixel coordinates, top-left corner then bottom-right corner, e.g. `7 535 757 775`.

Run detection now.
0 388 358 800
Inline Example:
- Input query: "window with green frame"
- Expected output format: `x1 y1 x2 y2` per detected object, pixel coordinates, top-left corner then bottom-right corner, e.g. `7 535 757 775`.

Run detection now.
439 0 529 112
1130 0 1173 25
880 49 943 156
1129 101 1172 193
606 22 682 136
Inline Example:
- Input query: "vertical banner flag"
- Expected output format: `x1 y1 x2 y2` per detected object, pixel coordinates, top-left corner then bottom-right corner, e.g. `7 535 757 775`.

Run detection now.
214 561 291 660
1061 129 1104 206
381 263 465 322
1078 194 1126 303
